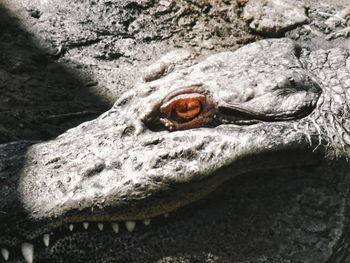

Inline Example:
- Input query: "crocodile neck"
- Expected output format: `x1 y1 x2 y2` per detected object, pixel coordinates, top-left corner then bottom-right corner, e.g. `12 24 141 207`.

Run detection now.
301 47 350 158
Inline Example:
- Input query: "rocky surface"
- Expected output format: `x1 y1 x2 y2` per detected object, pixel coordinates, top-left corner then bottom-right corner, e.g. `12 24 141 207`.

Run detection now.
243 0 308 36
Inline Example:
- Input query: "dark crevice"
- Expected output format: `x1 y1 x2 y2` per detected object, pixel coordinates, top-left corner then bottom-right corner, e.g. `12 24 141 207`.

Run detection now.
66 38 102 49
0 4 110 143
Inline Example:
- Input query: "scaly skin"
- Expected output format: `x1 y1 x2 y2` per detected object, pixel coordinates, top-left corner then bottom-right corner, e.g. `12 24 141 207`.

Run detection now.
0 38 350 262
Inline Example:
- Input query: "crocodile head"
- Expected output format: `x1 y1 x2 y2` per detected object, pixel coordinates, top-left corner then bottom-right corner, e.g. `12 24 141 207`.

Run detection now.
1 38 350 262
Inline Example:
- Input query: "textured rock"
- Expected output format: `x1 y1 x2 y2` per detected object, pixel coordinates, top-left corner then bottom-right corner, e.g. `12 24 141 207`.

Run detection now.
243 0 308 36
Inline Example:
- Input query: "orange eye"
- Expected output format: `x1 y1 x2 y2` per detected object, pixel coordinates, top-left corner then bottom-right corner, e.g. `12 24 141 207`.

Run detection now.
160 93 206 122
156 88 216 131
173 99 201 120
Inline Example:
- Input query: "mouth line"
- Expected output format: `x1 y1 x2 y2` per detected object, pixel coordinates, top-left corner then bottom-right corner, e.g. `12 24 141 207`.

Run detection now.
1 158 325 262
2 163 240 263
2 145 320 262
0 210 173 262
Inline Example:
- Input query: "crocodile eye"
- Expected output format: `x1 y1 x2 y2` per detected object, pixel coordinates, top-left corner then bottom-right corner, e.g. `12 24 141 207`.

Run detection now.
173 98 201 120
158 88 217 131
160 93 205 122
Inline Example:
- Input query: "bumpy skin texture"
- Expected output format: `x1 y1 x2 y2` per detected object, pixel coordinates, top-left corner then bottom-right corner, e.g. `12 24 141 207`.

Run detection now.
1 38 350 262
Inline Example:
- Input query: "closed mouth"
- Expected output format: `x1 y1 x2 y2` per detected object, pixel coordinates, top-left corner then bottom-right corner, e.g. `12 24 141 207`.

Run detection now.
1 153 323 263
2 154 344 263
0 211 172 263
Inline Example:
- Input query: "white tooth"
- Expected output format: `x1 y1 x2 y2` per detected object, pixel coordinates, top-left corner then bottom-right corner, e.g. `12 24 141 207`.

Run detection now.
143 219 151 226
164 213 169 218
83 222 89 230
1 248 9 261
21 243 34 263
125 221 136 232
111 222 119 233
69 224 74 231
97 223 104 231
43 233 50 247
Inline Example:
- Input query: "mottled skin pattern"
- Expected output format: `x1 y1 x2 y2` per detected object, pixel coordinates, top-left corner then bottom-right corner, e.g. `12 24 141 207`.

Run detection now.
0 39 350 262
